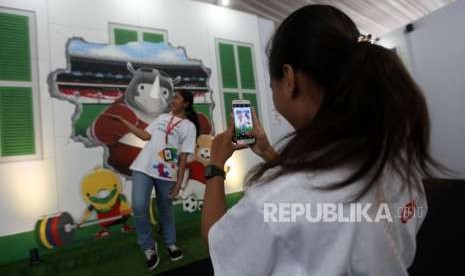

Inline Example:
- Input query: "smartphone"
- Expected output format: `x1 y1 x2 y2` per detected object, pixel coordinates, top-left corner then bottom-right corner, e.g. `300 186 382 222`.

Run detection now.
232 99 255 145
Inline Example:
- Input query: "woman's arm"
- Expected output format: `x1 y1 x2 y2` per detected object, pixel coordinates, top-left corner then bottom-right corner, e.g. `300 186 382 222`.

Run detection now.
106 114 151 141
201 120 246 248
201 111 275 248
201 161 228 249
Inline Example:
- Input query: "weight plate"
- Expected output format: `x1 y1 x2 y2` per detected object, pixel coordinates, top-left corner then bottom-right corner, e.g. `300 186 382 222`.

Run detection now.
39 217 53 249
45 216 57 247
34 219 43 248
50 215 63 247
57 212 75 246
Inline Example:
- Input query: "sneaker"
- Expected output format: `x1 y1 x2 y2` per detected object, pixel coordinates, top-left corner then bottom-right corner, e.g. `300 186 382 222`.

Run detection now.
144 244 160 270
167 245 183 261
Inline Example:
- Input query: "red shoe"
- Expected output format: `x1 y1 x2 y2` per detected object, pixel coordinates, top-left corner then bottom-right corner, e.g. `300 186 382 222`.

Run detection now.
121 224 133 233
94 229 110 239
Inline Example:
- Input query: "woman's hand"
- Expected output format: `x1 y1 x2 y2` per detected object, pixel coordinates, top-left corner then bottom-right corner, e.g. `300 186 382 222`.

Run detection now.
106 113 125 123
250 108 278 162
168 184 181 199
210 115 248 168
105 113 151 141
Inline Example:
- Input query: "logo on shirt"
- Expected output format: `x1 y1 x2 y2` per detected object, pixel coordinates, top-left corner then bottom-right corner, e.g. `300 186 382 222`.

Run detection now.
400 200 416 224
153 162 178 179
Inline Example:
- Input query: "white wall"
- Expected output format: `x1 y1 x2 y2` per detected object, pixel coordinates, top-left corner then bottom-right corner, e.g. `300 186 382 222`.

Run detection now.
0 0 275 236
257 18 294 146
0 0 58 236
379 0 465 178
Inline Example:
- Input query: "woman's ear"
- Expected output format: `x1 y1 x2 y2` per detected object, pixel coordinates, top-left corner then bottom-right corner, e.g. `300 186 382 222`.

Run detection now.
282 64 297 98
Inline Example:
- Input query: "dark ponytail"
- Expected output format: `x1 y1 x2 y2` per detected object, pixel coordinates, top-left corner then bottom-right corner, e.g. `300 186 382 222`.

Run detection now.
178 90 200 137
248 5 446 199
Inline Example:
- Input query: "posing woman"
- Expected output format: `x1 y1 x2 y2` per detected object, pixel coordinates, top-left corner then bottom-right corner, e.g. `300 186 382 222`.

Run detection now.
111 90 199 270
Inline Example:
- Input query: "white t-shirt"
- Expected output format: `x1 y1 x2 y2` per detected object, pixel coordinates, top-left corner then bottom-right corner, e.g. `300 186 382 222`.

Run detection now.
208 165 427 276
130 113 196 181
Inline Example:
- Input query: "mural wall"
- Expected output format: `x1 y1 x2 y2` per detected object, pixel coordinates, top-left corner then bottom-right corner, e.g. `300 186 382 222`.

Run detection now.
47 37 215 226
0 0 275 240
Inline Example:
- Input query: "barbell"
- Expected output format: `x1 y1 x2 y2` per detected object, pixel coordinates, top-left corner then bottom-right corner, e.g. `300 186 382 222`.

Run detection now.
35 212 126 249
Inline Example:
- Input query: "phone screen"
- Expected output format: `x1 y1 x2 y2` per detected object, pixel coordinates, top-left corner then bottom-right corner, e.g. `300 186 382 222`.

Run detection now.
232 102 255 144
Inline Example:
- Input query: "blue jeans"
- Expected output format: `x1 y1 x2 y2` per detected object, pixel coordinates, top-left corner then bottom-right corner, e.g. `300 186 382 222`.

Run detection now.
132 170 177 250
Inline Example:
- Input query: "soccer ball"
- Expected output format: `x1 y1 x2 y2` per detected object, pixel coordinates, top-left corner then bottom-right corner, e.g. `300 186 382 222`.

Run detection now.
183 195 198 213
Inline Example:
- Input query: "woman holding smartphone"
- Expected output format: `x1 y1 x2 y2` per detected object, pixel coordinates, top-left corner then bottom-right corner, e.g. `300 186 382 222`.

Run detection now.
202 5 443 276
110 90 199 270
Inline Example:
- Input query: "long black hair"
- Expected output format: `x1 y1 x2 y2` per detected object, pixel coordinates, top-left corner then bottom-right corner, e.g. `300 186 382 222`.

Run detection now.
248 5 445 199
178 90 200 137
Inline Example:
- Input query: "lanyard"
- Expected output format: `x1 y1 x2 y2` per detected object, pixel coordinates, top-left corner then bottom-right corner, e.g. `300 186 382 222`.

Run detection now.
165 116 183 145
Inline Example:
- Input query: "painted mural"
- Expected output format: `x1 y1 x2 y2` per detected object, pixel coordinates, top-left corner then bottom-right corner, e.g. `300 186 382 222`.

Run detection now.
48 37 214 218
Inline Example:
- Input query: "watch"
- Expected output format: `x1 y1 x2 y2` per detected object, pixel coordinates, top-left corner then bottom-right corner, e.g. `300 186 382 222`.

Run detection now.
204 164 226 180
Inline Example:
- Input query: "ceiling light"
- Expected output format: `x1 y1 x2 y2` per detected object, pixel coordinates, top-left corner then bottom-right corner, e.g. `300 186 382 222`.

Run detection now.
220 0 230 6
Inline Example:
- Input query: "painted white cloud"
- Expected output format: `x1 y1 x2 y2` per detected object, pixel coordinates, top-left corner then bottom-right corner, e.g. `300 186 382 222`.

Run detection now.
86 45 131 61
68 38 199 65
153 49 185 63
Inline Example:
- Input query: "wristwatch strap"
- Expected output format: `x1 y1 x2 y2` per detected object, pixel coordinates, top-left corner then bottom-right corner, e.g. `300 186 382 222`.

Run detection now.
205 164 226 180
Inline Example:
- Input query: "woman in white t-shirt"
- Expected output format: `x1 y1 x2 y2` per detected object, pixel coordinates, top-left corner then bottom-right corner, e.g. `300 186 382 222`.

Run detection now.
201 5 444 276
110 90 198 270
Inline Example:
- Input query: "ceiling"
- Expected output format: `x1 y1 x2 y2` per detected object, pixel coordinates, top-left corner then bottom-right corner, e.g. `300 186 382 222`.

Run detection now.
192 0 454 37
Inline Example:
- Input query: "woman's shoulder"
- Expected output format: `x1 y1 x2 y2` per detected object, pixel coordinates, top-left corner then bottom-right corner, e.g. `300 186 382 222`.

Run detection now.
159 113 171 120
150 113 169 123
181 118 196 130
244 165 371 205
244 170 316 205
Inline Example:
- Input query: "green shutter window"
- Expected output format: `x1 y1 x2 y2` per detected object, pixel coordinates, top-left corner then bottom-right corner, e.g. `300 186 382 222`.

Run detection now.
0 12 31 81
237 46 255 89
143 32 164 43
242 93 259 120
219 43 238 89
114 28 138 45
223 92 240 125
217 40 260 127
73 103 109 137
0 87 35 156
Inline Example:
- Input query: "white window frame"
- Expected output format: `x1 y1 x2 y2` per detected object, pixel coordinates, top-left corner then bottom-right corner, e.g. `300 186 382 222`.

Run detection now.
0 7 42 163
